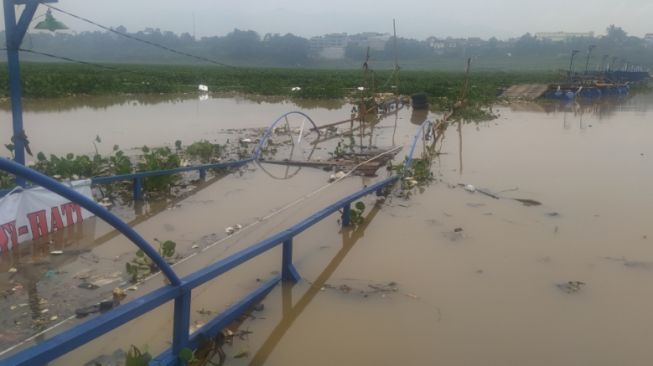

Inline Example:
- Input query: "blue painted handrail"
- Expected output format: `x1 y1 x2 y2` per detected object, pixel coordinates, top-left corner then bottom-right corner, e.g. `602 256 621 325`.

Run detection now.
0 163 399 366
92 159 253 200
90 159 253 185
404 119 434 171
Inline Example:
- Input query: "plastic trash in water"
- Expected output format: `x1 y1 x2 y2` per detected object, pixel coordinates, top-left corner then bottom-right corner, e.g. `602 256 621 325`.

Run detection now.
291 86 301 91
198 84 209 92
464 184 476 193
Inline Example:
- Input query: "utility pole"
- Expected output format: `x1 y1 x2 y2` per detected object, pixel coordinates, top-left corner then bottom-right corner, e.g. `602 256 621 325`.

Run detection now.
568 49 580 80
392 19 399 93
3 0 61 186
600 54 609 72
584 44 596 74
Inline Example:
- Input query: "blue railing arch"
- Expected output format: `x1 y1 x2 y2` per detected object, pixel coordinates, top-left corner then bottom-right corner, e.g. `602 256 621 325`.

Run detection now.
253 111 320 160
0 158 180 285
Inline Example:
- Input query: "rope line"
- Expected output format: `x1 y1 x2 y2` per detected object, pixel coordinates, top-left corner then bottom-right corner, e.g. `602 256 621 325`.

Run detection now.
43 3 236 68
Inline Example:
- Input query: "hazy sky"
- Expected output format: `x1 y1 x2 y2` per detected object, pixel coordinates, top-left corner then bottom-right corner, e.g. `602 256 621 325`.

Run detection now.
5 0 653 39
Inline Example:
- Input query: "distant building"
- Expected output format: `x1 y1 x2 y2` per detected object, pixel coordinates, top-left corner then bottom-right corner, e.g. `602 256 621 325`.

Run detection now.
426 37 446 49
348 32 391 51
309 33 348 59
645 33 653 44
535 31 594 42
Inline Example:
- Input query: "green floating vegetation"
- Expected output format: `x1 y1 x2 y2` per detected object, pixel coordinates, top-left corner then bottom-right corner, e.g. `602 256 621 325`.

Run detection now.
138 145 181 193
125 239 176 283
0 63 558 104
0 136 231 193
185 140 223 164
348 201 366 226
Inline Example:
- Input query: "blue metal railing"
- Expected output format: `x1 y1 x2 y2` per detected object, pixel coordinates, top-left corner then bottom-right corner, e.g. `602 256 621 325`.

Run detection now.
0 114 429 366
404 119 434 170
91 159 253 200
0 158 399 366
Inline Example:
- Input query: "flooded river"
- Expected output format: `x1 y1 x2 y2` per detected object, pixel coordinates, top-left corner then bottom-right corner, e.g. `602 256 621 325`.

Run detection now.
1 93 653 365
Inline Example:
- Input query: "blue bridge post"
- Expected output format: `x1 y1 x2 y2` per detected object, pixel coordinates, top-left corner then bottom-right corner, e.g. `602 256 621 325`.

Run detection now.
282 238 300 283
199 168 207 181
133 177 143 201
172 289 191 365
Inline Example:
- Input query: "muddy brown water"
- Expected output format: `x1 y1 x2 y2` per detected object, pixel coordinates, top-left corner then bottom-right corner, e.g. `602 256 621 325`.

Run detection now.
1 93 653 365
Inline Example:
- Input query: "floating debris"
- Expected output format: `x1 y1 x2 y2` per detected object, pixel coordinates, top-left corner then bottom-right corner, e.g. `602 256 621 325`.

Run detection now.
8 267 17 273
442 229 465 242
513 198 542 207
198 84 209 92
78 282 100 290
328 171 346 182
112 288 127 303
233 350 250 359
404 177 419 187
49 250 64 255
291 86 302 91
225 224 243 235
197 308 213 316
466 203 486 208
556 281 585 294
75 300 115 318
603 256 653 270
464 184 476 193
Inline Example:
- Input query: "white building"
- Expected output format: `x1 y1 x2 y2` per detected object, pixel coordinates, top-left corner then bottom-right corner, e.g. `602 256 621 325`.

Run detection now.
309 33 348 59
348 32 391 51
535 31 594 42
645 33 653 44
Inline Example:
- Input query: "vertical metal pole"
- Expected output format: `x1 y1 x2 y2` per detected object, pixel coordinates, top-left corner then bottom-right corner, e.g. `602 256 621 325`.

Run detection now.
172 290 191 365
282 238 300 283
584 45 595 74
199 168 206 181
3 0 26 186
342 204 351 227
133 178 143 200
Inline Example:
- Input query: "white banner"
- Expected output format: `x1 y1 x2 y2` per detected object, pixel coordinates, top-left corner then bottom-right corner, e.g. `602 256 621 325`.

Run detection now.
0 180 95 252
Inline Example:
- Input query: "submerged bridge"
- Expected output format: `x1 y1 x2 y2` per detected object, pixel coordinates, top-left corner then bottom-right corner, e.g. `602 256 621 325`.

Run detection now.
0 109 433 365
1 2 434 363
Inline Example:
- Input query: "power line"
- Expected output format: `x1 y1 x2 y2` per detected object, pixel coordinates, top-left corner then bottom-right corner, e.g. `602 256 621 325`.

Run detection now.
17 48 121 70
42 3 237 68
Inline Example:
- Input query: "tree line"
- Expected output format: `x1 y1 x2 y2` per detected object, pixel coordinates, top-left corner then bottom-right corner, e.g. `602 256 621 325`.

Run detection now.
1 25 651 70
